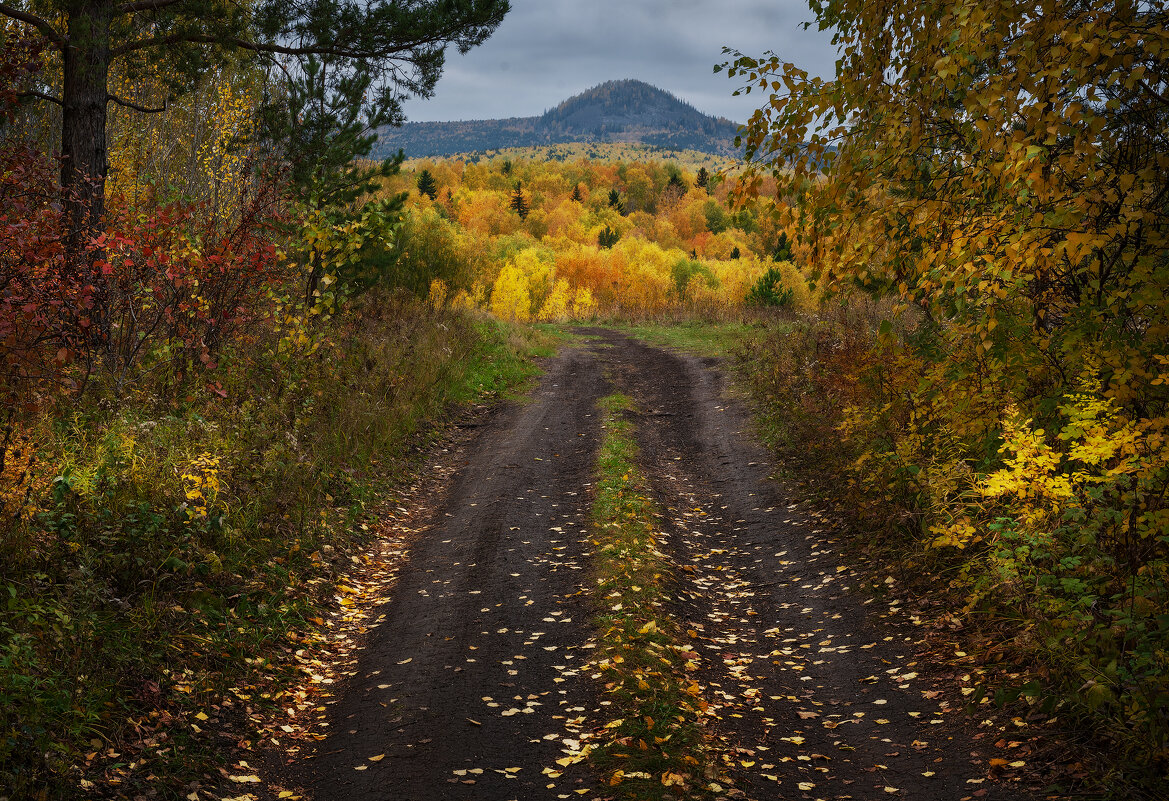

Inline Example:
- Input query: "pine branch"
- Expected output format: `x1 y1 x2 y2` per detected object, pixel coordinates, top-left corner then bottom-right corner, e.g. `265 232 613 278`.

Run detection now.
0 3 66 48
108 94 168 113
17 90 63 105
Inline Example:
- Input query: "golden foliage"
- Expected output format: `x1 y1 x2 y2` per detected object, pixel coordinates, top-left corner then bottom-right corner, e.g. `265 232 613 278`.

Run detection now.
729 0 1169 772
384 155 803 320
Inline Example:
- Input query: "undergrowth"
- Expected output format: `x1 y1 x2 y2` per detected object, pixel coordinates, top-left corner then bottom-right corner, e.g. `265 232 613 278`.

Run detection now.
0 293 549 799
733 300 1169 798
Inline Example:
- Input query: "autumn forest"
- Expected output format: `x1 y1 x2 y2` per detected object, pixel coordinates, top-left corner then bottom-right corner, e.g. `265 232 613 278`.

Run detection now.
1 0 1167 799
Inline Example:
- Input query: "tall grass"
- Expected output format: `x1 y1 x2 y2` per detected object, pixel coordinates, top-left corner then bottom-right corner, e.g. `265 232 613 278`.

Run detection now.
0 291 549 799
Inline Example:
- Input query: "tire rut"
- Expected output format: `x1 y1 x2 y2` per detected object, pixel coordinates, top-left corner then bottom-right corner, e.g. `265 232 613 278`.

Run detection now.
281 347 607 801
274 329 1037 801
593 328 1033 801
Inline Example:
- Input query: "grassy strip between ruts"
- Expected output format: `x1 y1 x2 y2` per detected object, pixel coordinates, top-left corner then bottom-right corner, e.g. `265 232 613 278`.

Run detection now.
586 392 717 800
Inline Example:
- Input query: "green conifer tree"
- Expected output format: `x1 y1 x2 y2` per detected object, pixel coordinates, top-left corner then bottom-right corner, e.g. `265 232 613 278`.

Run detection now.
597 225 620 249
416 169 438 200
510 181 529 220
772 232 794 262
607 188 625 215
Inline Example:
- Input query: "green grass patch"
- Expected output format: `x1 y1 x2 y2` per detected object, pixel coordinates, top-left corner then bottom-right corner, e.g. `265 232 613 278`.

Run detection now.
528 322 587 345
587 392 715 799
529 322 613 349
613 320 766 358
446 318 555 404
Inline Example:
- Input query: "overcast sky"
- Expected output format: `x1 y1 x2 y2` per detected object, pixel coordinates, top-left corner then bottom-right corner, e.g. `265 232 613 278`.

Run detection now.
403 0 838 124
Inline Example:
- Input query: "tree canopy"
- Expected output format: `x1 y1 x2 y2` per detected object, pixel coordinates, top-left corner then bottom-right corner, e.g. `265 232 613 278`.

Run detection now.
722 0 1168 404
1 0 510 256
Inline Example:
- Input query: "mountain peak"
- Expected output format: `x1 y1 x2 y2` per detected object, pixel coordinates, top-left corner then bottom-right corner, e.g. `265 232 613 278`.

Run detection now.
540 80 730 131
374 80 740 158
544 79 687 116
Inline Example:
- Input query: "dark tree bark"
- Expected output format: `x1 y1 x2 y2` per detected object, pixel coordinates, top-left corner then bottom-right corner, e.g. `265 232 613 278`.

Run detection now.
59 2 112 267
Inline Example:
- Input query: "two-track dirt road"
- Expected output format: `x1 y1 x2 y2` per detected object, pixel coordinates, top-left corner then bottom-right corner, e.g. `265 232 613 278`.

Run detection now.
268 329 1033 801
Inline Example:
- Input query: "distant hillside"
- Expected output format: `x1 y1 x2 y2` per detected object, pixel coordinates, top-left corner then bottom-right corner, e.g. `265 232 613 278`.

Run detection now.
373 80 742 159
403 142 738 174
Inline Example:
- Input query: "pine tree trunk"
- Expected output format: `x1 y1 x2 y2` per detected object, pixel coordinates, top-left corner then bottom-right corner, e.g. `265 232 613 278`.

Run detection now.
60 3 111 265
59 2 113 351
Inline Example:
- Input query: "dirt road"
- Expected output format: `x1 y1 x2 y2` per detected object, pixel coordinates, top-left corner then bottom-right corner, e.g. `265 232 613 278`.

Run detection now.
274 329 1031 801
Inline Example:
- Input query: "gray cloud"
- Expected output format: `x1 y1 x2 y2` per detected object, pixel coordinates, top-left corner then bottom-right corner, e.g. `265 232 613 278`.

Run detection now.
402 0 837 124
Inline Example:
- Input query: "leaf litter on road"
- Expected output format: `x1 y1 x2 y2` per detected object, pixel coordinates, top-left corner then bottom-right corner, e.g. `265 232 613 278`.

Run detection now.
227 331 1049 801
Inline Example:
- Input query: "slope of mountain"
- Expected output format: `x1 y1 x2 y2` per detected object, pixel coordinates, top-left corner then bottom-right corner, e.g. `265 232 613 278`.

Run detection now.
372 79 742 158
